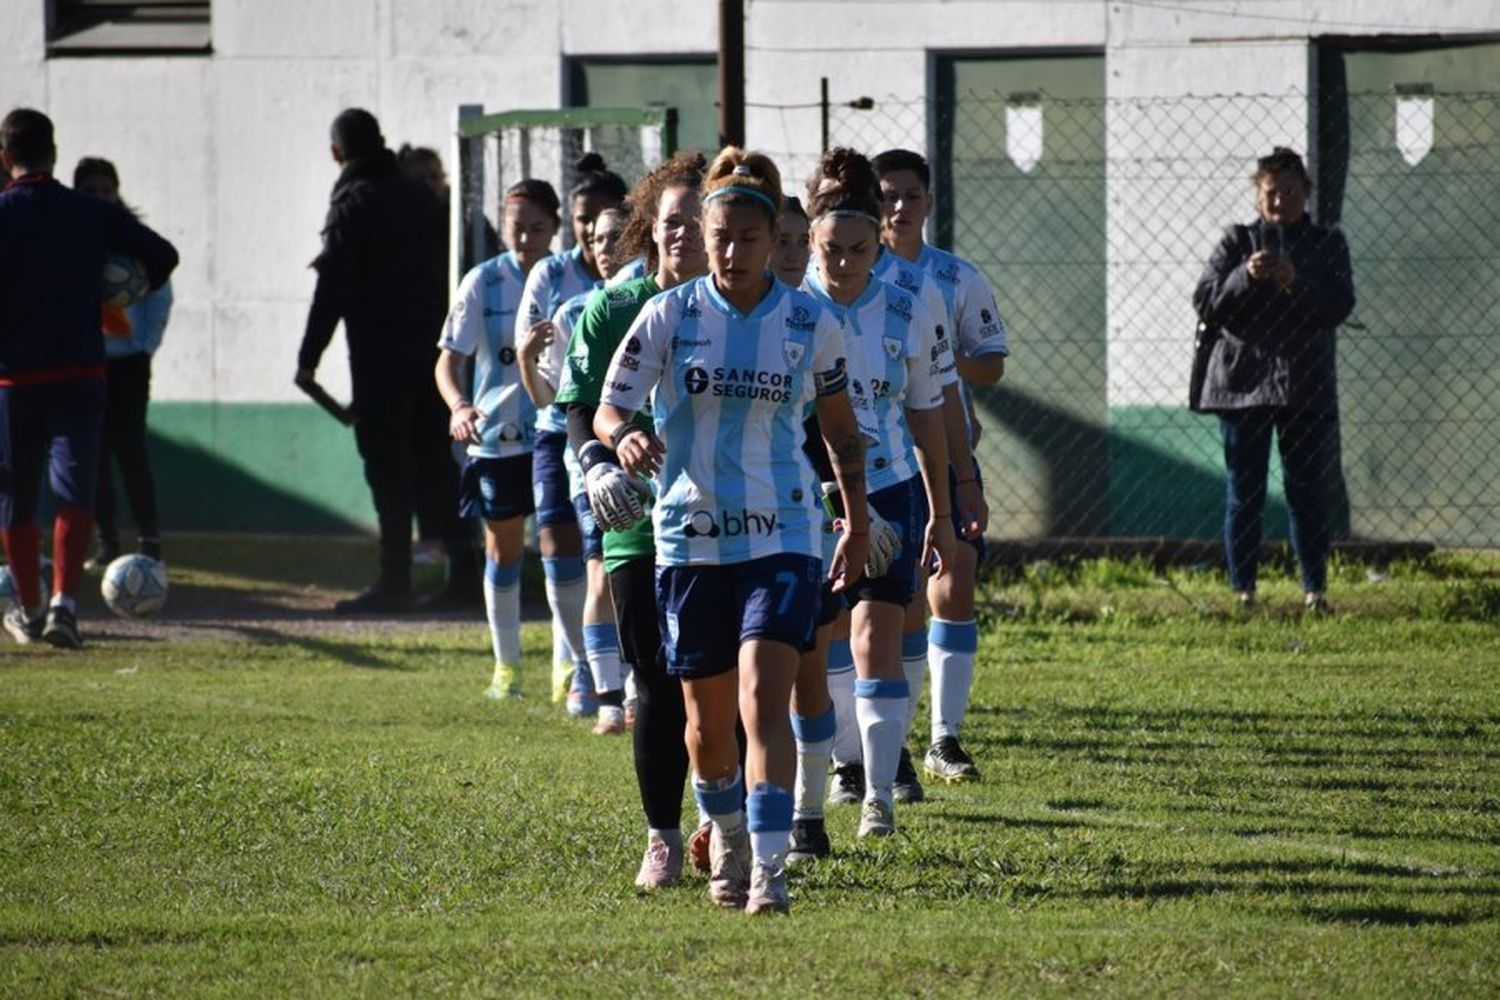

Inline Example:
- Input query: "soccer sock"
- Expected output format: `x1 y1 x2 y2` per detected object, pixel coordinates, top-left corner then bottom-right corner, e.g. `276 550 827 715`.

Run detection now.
543 556 587 680
856 677 910 808
582 621 623 695
693 768 745 835
900 629 928 741
792 705 836 821
826 639 862 767
1 521 42 612
53 504 93 601
747 782 794 871
930 618 979 742
484 557 523 671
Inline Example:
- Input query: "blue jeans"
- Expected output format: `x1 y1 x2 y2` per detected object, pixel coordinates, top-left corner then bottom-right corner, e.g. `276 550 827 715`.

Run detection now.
1220 408 1334 594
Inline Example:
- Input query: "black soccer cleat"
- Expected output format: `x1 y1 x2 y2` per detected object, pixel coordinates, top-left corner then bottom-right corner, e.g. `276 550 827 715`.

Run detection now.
826 761 865 806
924 735 981 783
786 818 832 866
893 746 925 803
42 604 83 650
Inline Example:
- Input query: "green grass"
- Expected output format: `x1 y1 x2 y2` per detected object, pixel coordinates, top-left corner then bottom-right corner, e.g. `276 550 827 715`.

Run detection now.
1 542 1498 996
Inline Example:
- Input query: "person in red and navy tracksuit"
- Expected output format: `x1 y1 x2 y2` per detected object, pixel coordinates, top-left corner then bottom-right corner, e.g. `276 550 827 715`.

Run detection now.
0 108 178 648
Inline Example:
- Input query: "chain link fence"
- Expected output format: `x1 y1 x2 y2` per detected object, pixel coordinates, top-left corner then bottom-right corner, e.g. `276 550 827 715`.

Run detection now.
765 86 1500 561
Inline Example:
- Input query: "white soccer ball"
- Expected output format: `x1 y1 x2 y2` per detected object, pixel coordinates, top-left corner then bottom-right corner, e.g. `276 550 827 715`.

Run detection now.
0 559 52 607
102 254 149 309
101 554 168 619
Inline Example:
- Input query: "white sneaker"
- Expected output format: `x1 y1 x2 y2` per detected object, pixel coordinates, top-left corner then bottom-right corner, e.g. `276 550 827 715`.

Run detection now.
708 825 751 909
745 862 790 915
634 835 682 891
858 798 896 839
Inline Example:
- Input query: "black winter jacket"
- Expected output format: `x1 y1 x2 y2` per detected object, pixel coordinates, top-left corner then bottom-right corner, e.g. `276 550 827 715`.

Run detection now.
1192 217 1355 414
297 150 448 395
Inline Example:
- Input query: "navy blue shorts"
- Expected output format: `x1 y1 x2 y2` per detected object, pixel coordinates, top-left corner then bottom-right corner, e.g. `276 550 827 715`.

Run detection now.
950 455 987 559
657 553 823 678
572 493 603 562
848 474 927 607
0 379 105 527
458 454 535 522
531 431 578 528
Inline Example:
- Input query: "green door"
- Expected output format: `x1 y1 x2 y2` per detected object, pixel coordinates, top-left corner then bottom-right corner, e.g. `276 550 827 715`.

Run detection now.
568 58 718 157
1318 41 1500 545
935 54 1108 537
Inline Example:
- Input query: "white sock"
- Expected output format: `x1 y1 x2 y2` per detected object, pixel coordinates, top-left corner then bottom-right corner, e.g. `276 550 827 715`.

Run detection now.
693 768 745 834
747 782 794 870
543 557 586 674
582 622 623 694
826 640 862 767
930 618 979 742
484 558 522 668
856 677 910 808
901 630 928 741
792 706 836 820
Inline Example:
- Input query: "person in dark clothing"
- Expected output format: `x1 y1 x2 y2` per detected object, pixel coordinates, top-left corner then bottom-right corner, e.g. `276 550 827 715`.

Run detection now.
296 108 479 613
0 108 179 648
74 156 169 567
1192 147 1356 612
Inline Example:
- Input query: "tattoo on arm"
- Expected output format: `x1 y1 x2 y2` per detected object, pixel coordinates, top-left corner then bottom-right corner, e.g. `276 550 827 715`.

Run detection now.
830 433 866 493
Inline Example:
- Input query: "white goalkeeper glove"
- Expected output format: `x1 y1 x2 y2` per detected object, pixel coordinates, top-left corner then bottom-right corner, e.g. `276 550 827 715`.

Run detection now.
863 504 901 578
584 461 650 531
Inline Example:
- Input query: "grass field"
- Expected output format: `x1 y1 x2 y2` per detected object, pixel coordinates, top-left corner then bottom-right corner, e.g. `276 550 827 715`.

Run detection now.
2 540 1498 996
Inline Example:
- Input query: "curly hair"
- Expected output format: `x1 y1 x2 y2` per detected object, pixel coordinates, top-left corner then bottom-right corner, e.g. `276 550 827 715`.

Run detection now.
804 146 881 224
619 150 707 269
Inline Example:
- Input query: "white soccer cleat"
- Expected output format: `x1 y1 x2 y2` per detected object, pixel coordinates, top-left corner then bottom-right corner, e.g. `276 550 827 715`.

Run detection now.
745 862 790 915
708 825 751 909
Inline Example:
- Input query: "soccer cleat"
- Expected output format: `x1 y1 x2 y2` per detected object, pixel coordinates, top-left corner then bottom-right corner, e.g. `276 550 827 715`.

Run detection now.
858 798 896 839
924 736 981 783
688 821 713 874
1304 591 1331 615
592 705 626 735
484 662 521 700
827 761 865 806
42 605 82 650
708 825 751 909
3 605 43 644
893 747 925 803
634 835 682 891
745 863 790 916
786 818 831 866
550 661 574 704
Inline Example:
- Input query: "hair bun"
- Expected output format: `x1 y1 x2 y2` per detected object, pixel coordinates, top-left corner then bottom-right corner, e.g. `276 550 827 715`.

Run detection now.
575 152 607 174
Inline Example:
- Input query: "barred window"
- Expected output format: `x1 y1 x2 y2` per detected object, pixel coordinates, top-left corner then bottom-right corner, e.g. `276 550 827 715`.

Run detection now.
48 0 211 56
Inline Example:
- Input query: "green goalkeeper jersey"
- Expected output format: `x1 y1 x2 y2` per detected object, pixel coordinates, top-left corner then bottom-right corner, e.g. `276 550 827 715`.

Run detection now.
555 274 660 572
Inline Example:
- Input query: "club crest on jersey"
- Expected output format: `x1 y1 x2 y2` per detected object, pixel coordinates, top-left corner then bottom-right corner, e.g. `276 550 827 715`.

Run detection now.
783 339 806 367
883 336 903 361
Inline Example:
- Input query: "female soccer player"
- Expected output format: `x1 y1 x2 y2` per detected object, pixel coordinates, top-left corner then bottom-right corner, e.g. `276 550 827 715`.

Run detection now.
554 152 710 890
771 195 810 287
524 205 632 734
515 153 628 710
594 148 870 915
802 147 958 840
874 148 1008 785
435 178 560 699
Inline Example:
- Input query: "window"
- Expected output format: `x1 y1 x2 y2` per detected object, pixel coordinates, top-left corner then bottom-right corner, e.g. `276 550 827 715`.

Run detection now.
49 0 211 56
566 57 718 156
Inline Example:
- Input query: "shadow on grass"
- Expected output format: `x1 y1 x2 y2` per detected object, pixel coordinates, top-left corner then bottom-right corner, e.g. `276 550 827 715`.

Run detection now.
1300 904 1475 926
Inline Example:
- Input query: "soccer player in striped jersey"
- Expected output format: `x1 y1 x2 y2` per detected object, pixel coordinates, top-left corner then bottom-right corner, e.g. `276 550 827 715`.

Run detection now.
595 148 870 915
875 148 1008 784
434 178 560 699
515 154 628 711
525 205 632 735
800 147 957 840
555 151 709 891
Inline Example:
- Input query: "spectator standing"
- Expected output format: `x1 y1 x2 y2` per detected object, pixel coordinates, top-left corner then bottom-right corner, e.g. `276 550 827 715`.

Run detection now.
0 109 178 647
1192 147 1356 611
296 108 479 613
72 156 169 566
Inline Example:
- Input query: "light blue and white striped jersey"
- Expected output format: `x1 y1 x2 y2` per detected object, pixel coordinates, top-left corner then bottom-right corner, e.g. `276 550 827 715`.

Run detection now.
544 288 600 499
805 270 956 494
913 244 1009 360
871 247 952 348
438 251 534 458
600 275 849 567
516 246 602 435
607 255 649 287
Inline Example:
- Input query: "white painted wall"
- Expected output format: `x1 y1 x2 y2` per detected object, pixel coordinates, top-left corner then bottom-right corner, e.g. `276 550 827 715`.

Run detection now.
5 0 1495 410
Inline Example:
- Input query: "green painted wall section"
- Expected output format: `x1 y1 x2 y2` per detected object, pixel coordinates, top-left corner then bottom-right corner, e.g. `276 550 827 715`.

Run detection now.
145 402 375 533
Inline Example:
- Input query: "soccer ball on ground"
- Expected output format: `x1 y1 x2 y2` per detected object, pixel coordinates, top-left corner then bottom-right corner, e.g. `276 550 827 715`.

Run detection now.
102 254 150 309
101 554 168 619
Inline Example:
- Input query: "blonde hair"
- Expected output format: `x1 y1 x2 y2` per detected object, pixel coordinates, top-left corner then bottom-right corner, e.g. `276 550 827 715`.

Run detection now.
701 146 783 221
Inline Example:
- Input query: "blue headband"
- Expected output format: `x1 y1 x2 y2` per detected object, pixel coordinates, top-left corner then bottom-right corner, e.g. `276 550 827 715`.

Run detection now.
704 184 777 213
